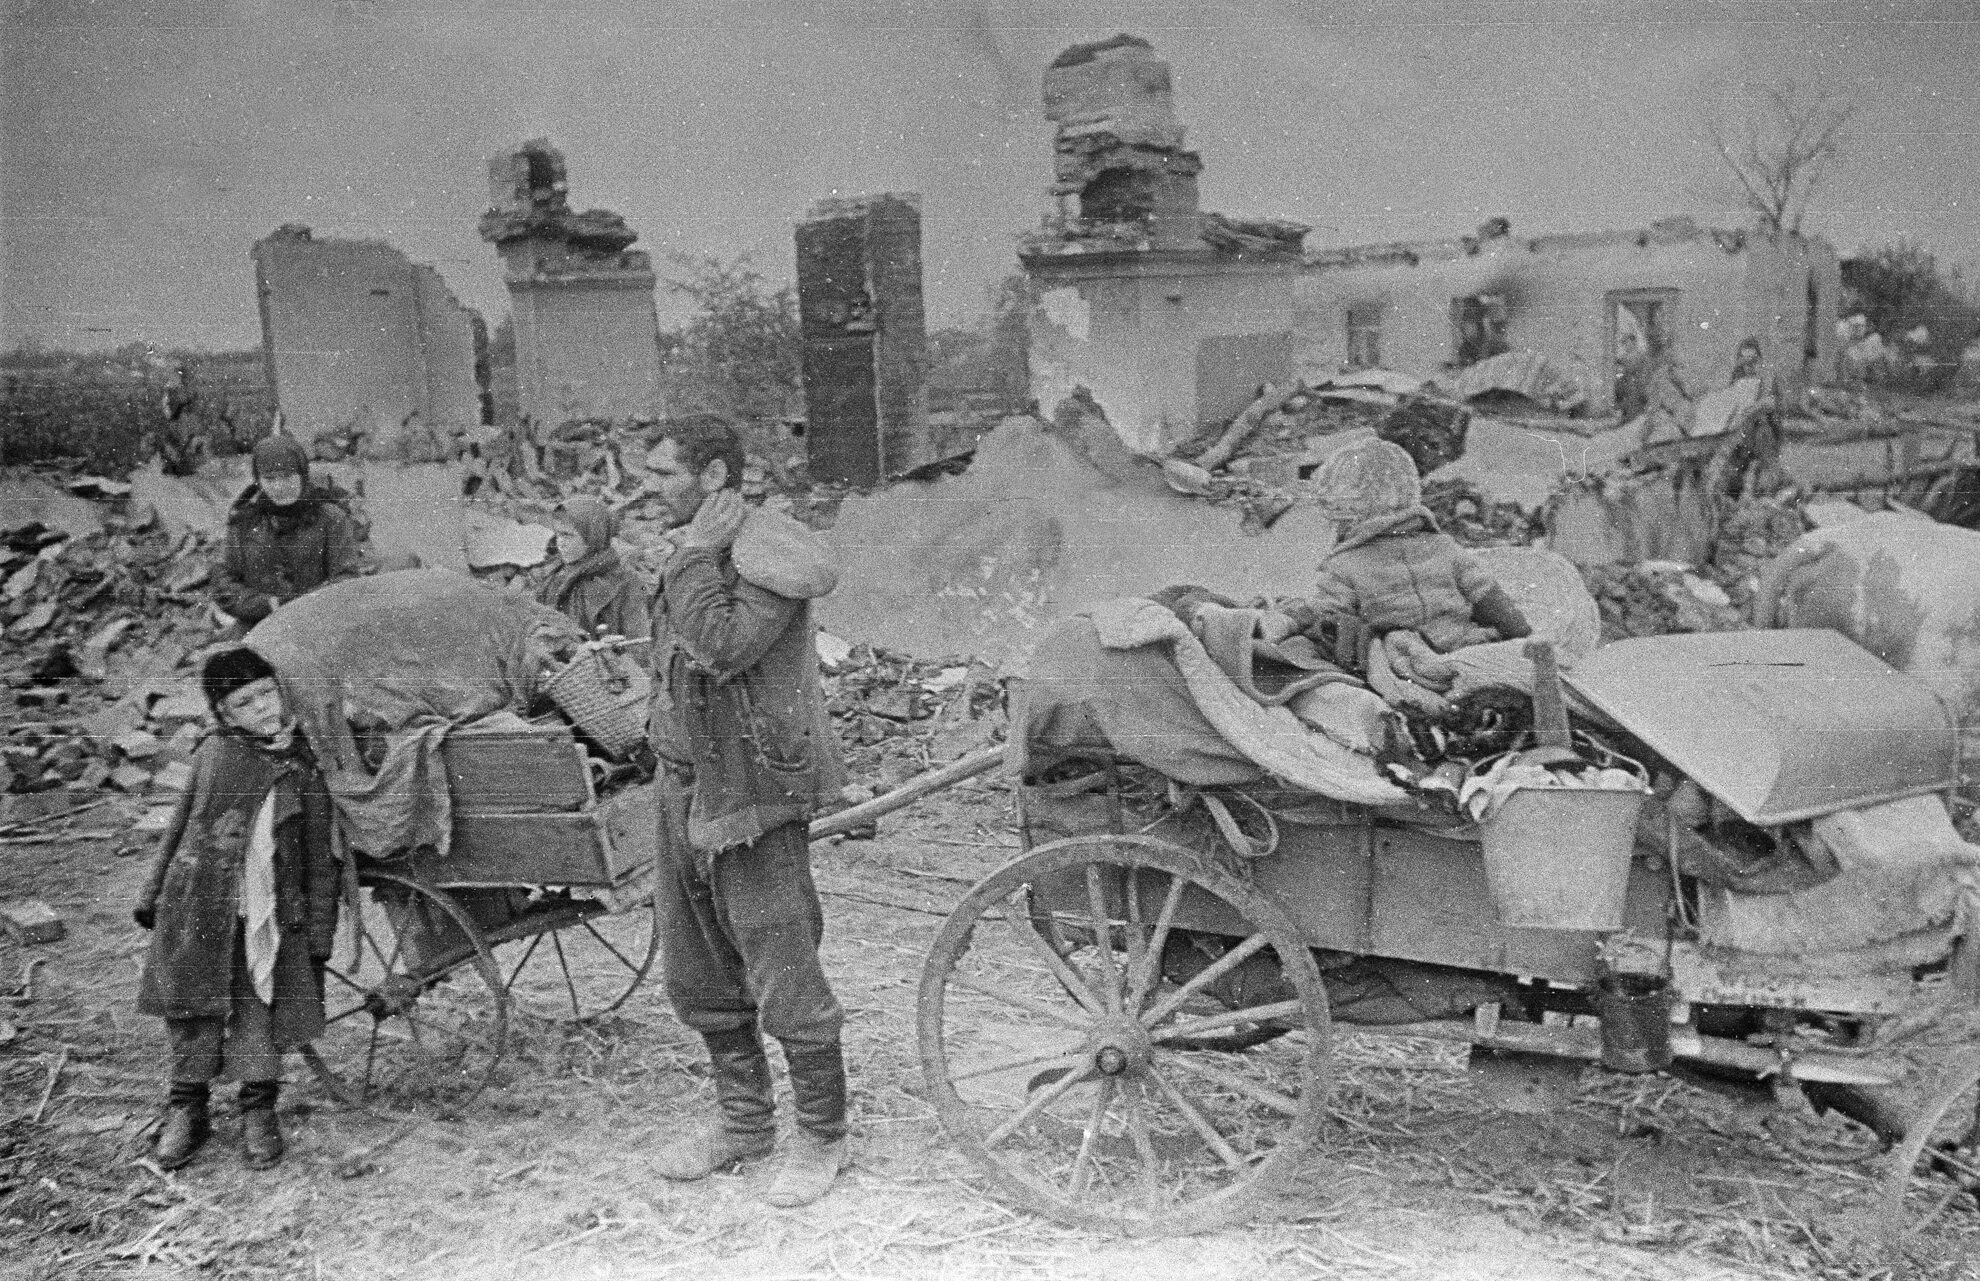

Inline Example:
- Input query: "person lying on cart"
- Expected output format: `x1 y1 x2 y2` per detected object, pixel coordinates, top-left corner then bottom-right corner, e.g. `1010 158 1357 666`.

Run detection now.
132 647 340 1171
641 416 854 1209
1261 437 1531 714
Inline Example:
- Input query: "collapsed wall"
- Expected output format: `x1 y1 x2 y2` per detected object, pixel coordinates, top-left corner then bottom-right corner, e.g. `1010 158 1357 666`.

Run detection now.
251 226 485 441
480 139 663 427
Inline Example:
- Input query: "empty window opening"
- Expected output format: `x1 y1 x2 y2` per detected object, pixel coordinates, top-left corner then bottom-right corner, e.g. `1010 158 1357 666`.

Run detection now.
1346 305 1384 369
1608 289 1678 419
1081 169 1157 223
525 150 559 196
1804 274 1822 363
1452 294 1509 367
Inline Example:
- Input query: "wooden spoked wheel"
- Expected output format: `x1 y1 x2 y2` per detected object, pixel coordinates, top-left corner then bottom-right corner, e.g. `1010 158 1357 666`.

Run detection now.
484 889 662 1023
919 835 1331 1235
1878 1048 1980 1251
313 873 509 1106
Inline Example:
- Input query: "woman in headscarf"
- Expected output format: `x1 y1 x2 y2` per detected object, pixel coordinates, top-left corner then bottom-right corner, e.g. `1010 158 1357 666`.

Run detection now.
212 433 362 628
537 495 651 641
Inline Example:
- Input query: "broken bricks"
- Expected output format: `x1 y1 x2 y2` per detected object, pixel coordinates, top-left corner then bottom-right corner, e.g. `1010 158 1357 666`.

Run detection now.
0 900 67 945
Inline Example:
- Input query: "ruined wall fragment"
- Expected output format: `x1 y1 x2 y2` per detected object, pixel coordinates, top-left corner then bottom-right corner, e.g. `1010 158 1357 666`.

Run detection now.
1037 35 1203 251
1021 36 1306 453
796 193 967 485
480 139 662 427
251 225 484 441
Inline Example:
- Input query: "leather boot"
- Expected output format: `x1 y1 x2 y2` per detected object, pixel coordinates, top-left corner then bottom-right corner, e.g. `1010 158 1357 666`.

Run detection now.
155 1081 211 1171
653 1029 777 1181
764 1042 849 1208
239 1080 283 1169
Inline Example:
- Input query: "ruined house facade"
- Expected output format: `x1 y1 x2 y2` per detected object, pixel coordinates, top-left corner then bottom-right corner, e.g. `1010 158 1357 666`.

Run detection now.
1021 36 1843 455
480 140 663 427
251 226 485 440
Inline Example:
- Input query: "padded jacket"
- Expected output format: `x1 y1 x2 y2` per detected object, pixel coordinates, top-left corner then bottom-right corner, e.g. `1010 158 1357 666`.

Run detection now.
1292 506 1506 654
213 487 362 624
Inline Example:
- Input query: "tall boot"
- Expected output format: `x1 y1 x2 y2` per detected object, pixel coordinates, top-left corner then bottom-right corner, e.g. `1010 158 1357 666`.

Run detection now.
239 1080 283 1169
155 1080 211 1170
653 1028 778 1181
764 1041 849 1208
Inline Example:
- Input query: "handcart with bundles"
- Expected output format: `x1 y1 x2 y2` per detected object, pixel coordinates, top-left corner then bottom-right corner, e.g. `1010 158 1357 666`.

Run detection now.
245 570 660 1105
913 552 1980 1255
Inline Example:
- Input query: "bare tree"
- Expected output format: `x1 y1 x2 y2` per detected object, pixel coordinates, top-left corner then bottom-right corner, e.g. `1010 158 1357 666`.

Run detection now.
1709 80 1855 236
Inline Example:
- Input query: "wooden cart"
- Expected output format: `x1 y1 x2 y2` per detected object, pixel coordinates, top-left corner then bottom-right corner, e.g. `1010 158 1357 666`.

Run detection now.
308 719 657 1106
915 630 1980 1250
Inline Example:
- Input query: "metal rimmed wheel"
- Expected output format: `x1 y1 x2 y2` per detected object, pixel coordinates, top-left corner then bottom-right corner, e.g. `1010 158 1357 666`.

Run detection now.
484 889 662 1023
312 872 509 1106
1877 1047 1980 1254
919 834 1331 1235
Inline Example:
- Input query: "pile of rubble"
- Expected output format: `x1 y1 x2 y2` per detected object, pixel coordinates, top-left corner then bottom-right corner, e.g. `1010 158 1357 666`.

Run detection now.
817 635 1003 792
1158 375 1472 534
1422 478 1543 548
459 418 853 585
2 484 221 803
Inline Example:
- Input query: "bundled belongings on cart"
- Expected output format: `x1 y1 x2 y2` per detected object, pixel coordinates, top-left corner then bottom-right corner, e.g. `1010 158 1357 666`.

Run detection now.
245 570 664 1102
246 570 649 890
968 578 1980 1238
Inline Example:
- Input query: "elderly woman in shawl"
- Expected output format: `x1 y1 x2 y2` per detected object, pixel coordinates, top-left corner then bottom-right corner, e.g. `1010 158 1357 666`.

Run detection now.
539 496 652 641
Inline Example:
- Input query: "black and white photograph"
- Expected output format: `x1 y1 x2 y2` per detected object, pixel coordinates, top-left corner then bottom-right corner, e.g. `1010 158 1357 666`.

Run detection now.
4 2 1980 1277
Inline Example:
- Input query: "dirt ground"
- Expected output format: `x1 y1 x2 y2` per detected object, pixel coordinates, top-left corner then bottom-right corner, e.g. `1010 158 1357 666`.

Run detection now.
3 776 1977 1281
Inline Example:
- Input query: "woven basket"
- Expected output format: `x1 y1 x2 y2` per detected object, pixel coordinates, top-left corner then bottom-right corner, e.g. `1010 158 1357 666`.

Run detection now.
544 647 647 758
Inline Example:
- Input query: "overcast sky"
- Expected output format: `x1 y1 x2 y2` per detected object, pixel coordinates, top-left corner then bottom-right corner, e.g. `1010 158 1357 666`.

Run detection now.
3 0 1975 351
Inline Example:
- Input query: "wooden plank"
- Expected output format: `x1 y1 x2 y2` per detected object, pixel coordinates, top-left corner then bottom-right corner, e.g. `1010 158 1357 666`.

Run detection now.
441 728 590 813
1602 932 1931 1015
410 812 614 887
1366 829 1611 983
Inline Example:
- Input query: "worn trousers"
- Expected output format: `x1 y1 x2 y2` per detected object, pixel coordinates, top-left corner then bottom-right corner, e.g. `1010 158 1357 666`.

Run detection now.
657 789 844 1050
163 935 282 1083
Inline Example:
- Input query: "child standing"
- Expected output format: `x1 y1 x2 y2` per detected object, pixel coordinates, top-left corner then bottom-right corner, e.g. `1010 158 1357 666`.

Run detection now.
133 648 340 1170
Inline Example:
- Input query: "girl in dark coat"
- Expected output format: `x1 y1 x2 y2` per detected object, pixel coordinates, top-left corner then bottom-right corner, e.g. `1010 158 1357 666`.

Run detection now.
133 647 340 1170
537 495 651 641
212 434 362 627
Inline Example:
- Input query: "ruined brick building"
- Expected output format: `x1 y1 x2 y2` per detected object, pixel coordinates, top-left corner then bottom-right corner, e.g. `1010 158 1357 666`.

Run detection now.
1022 35 1842 455
251 226 485 441
480 141 664 427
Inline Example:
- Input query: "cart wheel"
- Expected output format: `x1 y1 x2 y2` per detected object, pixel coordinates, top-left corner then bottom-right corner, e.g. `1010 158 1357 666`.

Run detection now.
313 873 509 1106
920 834 1330 1235
484 889 662 1023
1877 1047 1980 1249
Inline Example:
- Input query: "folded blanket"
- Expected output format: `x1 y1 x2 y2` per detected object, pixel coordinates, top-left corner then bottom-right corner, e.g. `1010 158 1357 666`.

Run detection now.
1088 599 1405 807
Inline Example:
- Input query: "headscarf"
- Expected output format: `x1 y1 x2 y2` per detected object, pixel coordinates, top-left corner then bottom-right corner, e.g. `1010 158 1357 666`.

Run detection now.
237 433 317 528
539 496 624 619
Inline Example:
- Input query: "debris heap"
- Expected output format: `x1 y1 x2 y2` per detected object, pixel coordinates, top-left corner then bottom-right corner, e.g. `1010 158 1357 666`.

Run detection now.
2 477 222 803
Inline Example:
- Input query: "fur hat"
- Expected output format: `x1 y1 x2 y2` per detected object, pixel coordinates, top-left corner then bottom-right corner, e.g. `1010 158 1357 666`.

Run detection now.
251 434 309 481
201 646 278 713
1309 437 1422 522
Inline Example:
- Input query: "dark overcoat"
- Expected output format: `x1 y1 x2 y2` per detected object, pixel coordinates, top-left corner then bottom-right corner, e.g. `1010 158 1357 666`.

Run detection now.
212 486 362 624
135 731 340 1046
